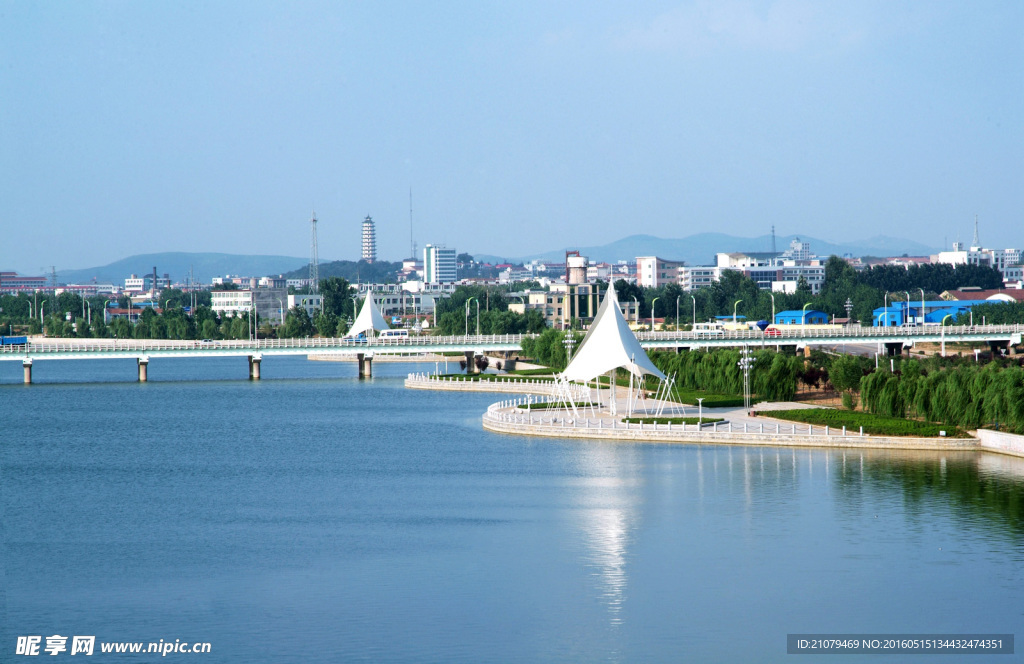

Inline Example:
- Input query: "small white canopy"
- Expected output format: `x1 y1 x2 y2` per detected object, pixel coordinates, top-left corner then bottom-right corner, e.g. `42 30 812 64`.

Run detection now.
560 287 667 383
346 293 390 338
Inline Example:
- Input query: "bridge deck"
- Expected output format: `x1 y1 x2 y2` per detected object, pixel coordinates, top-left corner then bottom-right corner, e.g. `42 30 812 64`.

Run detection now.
0 325 1020 361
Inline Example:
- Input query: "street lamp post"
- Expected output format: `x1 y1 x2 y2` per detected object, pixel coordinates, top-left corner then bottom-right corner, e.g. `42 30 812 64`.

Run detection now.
918 288 925 326
632 296 639 327
941 314 952 356
465 297 478 336
651 297 659 332
737 346 755 411
563 333 575 363
802 302 812 326
278 298 285 326
676 295 680 331
697 397 704 425
904 291 911 326
733 299 743 326
883 292 888 326
690 294 696 329
769 292 776 326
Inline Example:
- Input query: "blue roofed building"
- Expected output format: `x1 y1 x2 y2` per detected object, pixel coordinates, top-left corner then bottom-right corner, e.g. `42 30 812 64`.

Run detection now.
872 299 1006 326
774 310 829 325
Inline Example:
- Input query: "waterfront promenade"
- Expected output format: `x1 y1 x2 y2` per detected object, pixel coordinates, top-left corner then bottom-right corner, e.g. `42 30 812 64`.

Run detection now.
405 372 1024 458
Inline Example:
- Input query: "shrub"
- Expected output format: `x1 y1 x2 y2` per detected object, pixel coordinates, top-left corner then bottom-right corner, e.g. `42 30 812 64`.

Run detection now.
761 409 968 438
622 416 724 425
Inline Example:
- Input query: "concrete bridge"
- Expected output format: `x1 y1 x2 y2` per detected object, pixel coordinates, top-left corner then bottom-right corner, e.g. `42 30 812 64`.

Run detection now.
2 325 1021 383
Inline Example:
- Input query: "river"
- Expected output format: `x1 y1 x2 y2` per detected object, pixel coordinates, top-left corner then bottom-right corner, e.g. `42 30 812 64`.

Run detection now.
2 357 1022 661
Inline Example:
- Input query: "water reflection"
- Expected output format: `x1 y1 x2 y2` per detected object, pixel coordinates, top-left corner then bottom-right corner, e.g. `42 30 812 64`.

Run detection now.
834 449 1024 543
573 444 640 628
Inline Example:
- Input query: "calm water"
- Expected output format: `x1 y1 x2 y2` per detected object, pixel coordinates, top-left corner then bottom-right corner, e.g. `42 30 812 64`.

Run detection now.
2 357 1023 662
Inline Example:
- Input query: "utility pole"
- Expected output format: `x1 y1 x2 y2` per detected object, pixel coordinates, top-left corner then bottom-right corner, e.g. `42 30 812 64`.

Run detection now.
309 211 319 295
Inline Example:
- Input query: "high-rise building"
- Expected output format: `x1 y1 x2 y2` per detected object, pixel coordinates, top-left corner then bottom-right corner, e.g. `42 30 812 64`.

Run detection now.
423 244 457 284
362 215 376 263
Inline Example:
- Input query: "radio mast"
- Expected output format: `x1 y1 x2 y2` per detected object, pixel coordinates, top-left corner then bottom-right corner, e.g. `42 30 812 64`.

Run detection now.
309 211 319 294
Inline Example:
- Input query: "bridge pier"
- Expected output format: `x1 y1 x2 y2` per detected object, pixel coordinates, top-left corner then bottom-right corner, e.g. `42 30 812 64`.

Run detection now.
989 341 1010 358
884 342 904 356
138 357 149 382
23 358 32 384
249 354 262 380
465 351 478 374
357 353 372 378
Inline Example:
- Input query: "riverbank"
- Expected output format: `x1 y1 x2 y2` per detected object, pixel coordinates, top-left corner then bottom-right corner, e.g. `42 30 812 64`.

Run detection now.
482 397 981 452
406 371 1024 459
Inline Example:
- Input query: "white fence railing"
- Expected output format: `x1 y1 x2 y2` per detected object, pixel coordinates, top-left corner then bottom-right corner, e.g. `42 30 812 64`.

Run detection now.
484 398 866 436
2 323 1021 356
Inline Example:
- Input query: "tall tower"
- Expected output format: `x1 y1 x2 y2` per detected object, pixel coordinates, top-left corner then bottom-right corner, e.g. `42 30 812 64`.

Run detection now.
362 215 377 263
309 211 319 294
971 215 981 249
409 188 416 260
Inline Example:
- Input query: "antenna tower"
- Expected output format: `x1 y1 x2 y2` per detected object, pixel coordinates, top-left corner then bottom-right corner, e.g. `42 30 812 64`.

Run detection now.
309 211 319 294
972 215 980 247
410 187 416 260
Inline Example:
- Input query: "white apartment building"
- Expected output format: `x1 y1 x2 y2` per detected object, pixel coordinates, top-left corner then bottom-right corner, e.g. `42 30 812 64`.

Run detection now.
287 293 323 319
212 289 290 322
124 273 171 293
211 290 255 317
678 266 723 291
423 244 457 284
586 263 613 282
637 256 685 287
934 242 1023 272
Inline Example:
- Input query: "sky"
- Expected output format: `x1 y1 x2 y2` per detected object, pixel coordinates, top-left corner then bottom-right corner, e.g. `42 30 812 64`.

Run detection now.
2 0 1022 273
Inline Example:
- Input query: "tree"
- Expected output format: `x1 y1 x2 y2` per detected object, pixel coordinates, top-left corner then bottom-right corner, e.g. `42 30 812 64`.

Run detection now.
201 319 219 339
281 306 313 338
830 355 866 395
314 311 339 337
319 277 353 318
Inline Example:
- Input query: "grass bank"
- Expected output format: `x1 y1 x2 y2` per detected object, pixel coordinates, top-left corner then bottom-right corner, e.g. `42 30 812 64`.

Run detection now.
760 409 969 438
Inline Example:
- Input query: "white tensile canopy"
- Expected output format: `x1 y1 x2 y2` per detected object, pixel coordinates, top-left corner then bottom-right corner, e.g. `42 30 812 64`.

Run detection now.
346 293 390 338
560 287 667 383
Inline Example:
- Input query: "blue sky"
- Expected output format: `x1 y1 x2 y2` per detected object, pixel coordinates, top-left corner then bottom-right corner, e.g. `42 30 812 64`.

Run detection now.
2 1 1021 272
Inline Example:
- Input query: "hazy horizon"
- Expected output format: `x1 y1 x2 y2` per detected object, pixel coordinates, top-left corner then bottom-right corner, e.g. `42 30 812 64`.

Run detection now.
3 1 1021 274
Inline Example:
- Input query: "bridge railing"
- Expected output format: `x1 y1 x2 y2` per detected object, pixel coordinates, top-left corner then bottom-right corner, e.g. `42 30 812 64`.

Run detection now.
636 324 1024 342
0 333 529 355
3 325 1021 356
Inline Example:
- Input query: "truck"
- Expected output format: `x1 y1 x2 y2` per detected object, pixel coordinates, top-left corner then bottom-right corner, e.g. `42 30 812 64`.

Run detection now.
1 336 28 346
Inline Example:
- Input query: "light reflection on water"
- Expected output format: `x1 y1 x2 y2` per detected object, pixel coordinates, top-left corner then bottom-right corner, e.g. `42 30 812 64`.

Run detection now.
3 357 1024 662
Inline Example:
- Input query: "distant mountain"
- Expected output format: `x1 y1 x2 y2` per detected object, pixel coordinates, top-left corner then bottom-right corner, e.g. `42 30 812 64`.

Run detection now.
281 260 403 284
472 233 941 266
57 252 308 285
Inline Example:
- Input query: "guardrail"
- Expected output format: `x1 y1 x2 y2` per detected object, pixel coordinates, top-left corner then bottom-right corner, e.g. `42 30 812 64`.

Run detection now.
635 323 1024 342
484 398 865 435
2 324 1021 357
0 333 527 355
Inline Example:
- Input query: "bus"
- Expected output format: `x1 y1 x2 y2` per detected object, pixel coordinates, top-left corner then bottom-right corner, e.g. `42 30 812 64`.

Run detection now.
378 329 410 340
